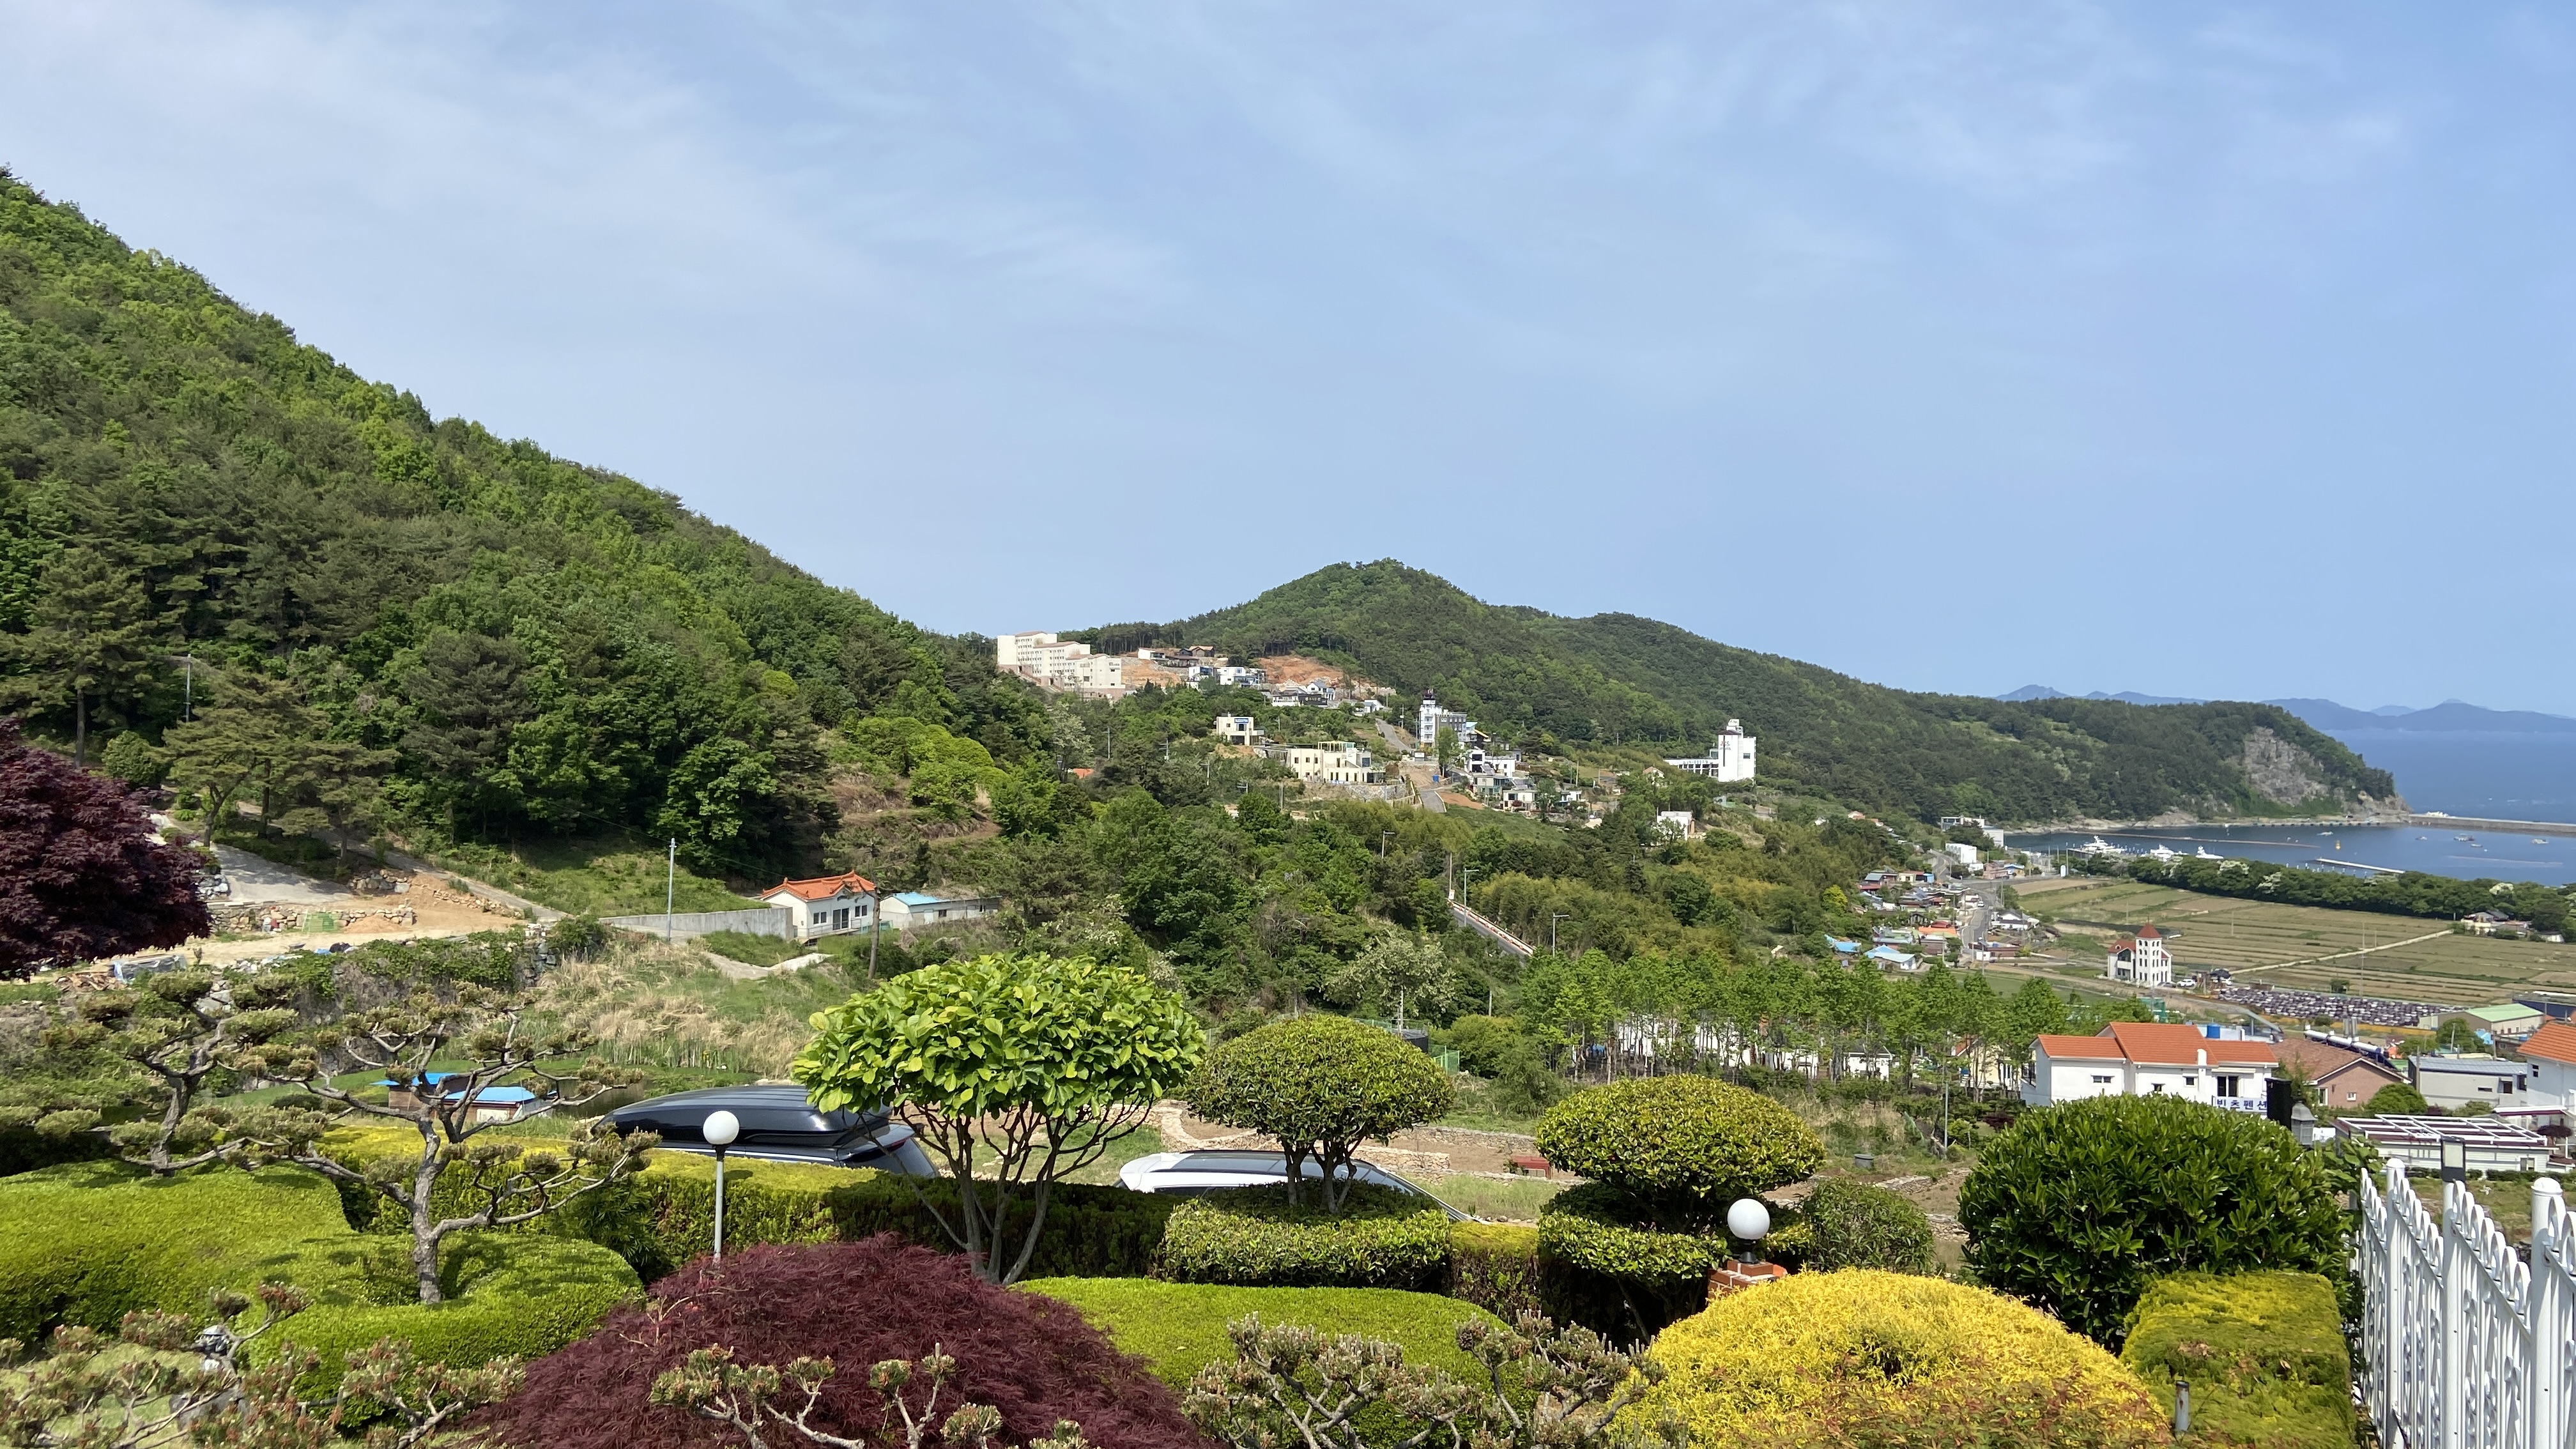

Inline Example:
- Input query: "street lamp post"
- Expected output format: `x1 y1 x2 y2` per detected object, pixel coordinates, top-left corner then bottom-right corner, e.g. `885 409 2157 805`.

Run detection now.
703 1110 740 1262
1726 1197 1772 1266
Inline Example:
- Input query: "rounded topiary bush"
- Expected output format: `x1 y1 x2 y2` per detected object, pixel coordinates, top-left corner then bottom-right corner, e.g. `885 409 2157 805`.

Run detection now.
2120 1271 2352 1449
1627 1269 2168 1449
1795 1179 1934 1275
1188 1015 1455 1213
476 1236 1201 1449
1958 1094 2343 1346
1535 1182 1720 1288
1535 1077 1822 1220
1160 1183 1452 1289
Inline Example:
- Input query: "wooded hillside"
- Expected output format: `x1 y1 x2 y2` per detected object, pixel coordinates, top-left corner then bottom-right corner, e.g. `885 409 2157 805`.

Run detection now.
1122 560 2399 825
0 170 1043 877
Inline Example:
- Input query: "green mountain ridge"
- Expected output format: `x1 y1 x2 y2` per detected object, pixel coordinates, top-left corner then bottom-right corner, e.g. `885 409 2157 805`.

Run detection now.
1095 560 2399 826
0 169 1043 879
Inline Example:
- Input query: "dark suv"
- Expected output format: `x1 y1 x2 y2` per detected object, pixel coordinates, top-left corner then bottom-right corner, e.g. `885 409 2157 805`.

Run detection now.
604 1085 935 1176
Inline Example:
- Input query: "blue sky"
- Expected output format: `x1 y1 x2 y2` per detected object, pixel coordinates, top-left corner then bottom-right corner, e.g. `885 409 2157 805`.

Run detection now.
4 3 2572 710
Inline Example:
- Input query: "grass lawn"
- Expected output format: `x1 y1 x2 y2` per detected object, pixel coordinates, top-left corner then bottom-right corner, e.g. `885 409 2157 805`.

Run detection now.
534 939 863 1076
1018 1279 1503 1390
698 930 813 967
1057 1126 1168 1186
2016 875 2576 1004
419 834 760 917
1416 1174 1561 1222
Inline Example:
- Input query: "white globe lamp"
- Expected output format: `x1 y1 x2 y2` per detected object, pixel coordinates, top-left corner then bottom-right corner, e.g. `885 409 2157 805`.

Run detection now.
1726 1197 1772 1264
704 1110 741 1262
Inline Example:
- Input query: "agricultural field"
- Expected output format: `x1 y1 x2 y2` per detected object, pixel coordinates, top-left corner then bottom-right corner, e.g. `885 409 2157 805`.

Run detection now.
2014 875 2576 1006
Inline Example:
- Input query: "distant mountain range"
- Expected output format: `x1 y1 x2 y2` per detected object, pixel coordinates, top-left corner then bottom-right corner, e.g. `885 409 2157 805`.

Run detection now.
2000 687 2576 735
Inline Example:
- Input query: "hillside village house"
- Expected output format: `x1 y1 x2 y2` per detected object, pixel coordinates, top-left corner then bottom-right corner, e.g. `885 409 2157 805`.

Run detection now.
995 631 1128 698
1278 740 1383 786
880 890 1000 930
2274 1035 2408 1110
2105 924 2174 988
2023 1022 2277 1111
1418 696 1477 753
1664 719 1757 783
2410 1054 2533 1112
761 871 877 940
1213 715 1264 747
2521 1021 2576 1107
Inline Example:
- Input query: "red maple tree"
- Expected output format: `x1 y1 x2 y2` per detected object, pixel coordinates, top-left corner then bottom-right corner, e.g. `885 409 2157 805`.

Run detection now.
0 718 211 977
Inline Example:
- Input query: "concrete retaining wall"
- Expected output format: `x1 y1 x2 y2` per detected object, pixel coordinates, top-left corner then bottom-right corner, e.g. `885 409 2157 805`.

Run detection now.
600 908 792 941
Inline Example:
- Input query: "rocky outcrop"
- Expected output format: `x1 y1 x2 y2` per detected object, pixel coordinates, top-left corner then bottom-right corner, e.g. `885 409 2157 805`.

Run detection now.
2239 727 2328 806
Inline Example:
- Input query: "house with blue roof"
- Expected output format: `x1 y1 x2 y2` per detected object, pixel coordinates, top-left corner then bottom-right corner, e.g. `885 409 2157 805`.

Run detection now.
378 1073 551 1124
879 889 1001 931
1866 945 1920 972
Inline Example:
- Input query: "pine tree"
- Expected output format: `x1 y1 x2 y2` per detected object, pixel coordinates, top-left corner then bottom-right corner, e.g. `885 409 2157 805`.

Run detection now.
3 549 162 764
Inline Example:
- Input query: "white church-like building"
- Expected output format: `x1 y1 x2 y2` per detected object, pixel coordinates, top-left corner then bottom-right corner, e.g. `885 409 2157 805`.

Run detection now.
1664 720 1757 784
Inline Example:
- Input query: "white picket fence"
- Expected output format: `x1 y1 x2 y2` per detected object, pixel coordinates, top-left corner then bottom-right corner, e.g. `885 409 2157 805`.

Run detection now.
2359 1161 2576 1448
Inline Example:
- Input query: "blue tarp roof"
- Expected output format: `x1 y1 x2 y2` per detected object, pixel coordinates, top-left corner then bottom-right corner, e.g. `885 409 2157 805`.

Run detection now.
1825 935 1859 954
374 1077 541 1103
893 892 946 905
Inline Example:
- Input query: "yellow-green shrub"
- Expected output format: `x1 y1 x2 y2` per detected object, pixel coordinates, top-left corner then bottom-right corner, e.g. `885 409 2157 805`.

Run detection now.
2120 1271 2352 1449
1629 1269 2169 1449
1446 1222 1544 1320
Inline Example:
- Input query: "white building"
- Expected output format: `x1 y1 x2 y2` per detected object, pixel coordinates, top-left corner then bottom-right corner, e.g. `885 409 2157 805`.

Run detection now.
1655 809 1696 839
1213 715 1264 747
1217 665 1268 688
995 630 1126 696
2023 1022 2276 1112
1278 740 1382 785
879 890 1000 930
2106 924 2174 988
2521 1022 2576 1108
2409 1055 2533 1113
1943 842 1981 868
1419 696 1477 751
760 871 878 940
1664 719 1756 783
1465 746 1519 778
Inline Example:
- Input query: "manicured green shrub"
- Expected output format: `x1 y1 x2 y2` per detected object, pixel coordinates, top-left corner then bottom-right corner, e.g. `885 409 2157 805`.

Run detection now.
1020 1277 1506 1391
1533 1077 1821 1220
1958 1095 2344 1346
1628 1269 2168 1448
1445 1222 1544 1321
1187 1015 1455 1213
2120 1271 2354 1449
250 1232 638 1394
1797 1177 1935 1274
323 1127 1176 1282
1534 1182 1718 1288
1159 1183 1452 1289
0 1161 347 1340
2365 1082 2428 1116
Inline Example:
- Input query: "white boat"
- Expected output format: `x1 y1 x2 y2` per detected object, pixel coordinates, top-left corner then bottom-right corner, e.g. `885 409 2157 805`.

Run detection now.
2144 845 2181 862
2075 836 2128 857
2193 847 2225 861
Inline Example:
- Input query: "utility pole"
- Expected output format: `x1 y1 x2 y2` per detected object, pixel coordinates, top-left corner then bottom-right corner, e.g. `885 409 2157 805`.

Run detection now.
1551 912 1570 954
1380 831 1395 857
867 884 881 983
664 839 677 943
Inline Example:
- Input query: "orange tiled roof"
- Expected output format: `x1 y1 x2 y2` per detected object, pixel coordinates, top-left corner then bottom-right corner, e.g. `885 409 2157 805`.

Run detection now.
2519 1019 2576 1066
2104 1021 2276 1066
761 870 877 902
2035 1033 2125 1061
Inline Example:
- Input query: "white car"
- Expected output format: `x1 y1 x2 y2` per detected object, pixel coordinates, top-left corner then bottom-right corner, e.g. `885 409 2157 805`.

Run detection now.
1119 1149 1471 1219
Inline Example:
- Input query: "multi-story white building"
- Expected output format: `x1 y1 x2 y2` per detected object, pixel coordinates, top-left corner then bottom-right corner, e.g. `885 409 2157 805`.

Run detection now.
1213 715 1264 747
2023 1022 2276 1112
2106 923 2173 988
995 630 1125 696
1664 719 1756 783
1278 740 1382 785
1217 665 1268 688
1419 697 1477 751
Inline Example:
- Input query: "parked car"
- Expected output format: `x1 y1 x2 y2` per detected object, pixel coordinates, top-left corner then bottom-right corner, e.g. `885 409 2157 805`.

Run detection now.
604 1085 936 1176
1117 1149 1470 1219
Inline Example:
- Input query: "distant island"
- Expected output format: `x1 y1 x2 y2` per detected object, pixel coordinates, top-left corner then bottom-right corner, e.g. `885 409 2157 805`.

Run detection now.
2002 687 2576 736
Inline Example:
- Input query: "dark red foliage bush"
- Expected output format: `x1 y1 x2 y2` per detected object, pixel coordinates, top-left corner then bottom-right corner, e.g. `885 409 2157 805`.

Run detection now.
0 719 209 977
478 1236 1207 1449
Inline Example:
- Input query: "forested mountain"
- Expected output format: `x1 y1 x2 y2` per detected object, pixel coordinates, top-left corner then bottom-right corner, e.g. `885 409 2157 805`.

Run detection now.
1117 561 2400 825
0 171 1043 876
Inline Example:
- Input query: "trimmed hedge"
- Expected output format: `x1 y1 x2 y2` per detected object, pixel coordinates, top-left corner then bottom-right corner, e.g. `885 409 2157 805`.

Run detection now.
0 1162 348 1340
2120 1271 2354 1449
1534 1077 1822 1216
0 1158 636 1389
319 1128 1175 1282
1795 1178 1935 1275
1535 1181 1718 1287
1159 1183 1452 1289
1020 1277 1505 1390
1446 1222 1545 1321
1629 1269 2168 1448
250 1233 638 1394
